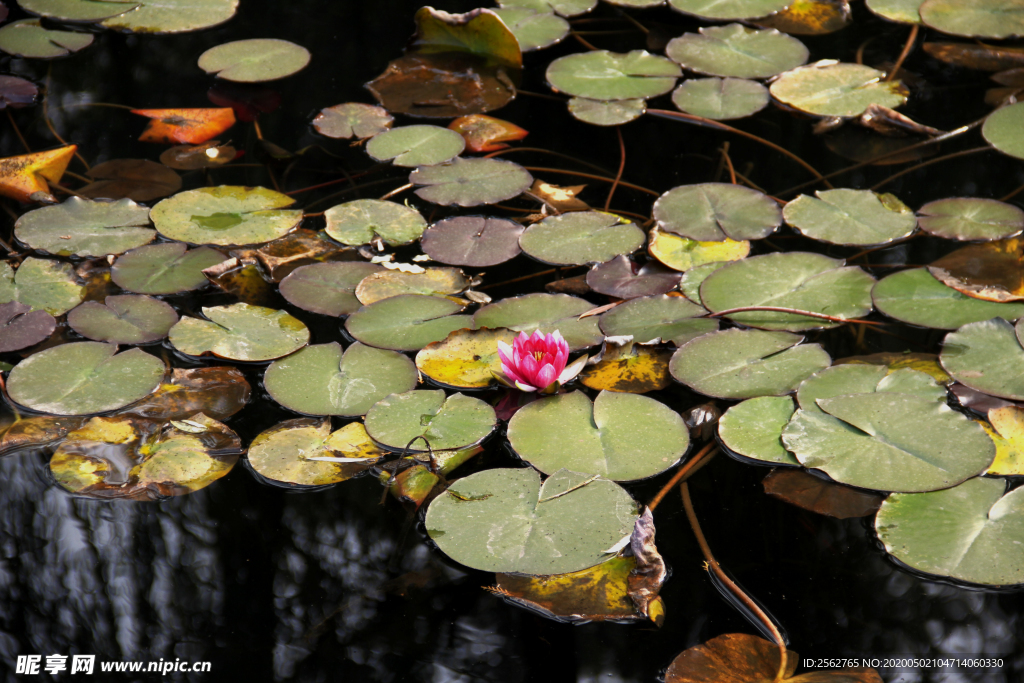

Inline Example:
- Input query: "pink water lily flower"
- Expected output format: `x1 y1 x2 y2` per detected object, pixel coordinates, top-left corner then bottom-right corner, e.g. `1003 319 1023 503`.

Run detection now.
497 330 582 393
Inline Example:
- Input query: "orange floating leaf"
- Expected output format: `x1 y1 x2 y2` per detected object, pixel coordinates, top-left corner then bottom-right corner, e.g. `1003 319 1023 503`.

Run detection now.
449 114 528 152
0 145 76 203
131 107 236 144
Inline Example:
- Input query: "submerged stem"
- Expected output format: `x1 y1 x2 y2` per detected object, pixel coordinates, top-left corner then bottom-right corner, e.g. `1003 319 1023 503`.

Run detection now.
605 127 626 211
647 442 717 512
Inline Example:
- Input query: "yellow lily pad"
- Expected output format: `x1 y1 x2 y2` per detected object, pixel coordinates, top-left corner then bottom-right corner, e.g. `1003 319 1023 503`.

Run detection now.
416 327 517 389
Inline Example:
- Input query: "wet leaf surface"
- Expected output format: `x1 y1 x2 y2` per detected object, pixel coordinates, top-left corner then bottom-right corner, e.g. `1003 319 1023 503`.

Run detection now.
279 261 382 316
323 199 427 246
169 303 309 362
448 114 528 152
568 97 647 126
499 0 596 17
18 0 140 22
0 301 56 353
365 389 496 452
668 0 790 20
346 294 471 351
795 365 946 415
255 229 354 281
123 366 250 421
68 295 179 344
679 261 729 304
111 242 226 295
473 292 602 350
985 405 1024 475
411 7 522 70
866 0 920 23
718 396 799 465
983 101 1024 160
920 0 1024 39
198 39 310 82
415 327 517 389
666 24 808 79
15 196 153 257
100 0 239 34
756 0 852 35
491 7 569 52
762 469 883 519
420 216 524 266
648 227 750 272
247 419 385 487
928 238 1024 302
152 185 302 246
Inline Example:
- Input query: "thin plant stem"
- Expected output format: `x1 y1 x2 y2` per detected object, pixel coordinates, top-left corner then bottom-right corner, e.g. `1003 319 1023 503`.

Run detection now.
870 146 990 191
614 8 649 34
707 306 885 326
1001 183 1024 202
513 89 567 103
285 170 371 196
646 108 833 188
721 142 737 184
379 182 414 201
477 266 586 291
570 31 600 51
605 127 626 211
483 146 614 175
57 101 136 111
7 111 31 153
62 170 92 184
253 119 265 141
648 442 718 512
522 166 660 197
302 176 411 211
886 24 919 82
680 482 789 682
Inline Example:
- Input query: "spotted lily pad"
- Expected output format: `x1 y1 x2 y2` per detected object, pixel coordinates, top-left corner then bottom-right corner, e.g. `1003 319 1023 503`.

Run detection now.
508 390 688 481
278 261 383 316
519 212 645 266
68 295 179 344
567 98 647 126
364 389 496 452
409 157 533 207
940 318 1024 400
49 413 241 500
920 0 1024 39
599 295 716 345
0 19 93 58
8 342 165 415
647 227 750 271
546 50 680 101
770 62 908 117
323 199 427 246
421 216 524 266
415 327 518 389
666 24 808 79
783 189 917 246
653 183 781 242
198 38 310 82
425 467 639 574
917 197 1024 241
671 78 769 120
783 393 994 492
264 342 416 416
578 343 674 393
491 7 569 51
111 242 226 295
0 301 56 352
100 0 239 34
366 125 465 167
670 328 831 399
718 396 799 465
14 196 153 257
699 252 876 331
346 294 472 351
873 268 1024 329
169 303 309 362
356 267 469 305
152 186 301 246
0 257 84 316
312 102 393 139
473 293 602 350
247 419 386 487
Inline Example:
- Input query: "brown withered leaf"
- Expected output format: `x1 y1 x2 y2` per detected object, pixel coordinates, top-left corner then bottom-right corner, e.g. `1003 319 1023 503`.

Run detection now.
928 238 1024 302
579 343 674 394
762 469 883 519
202 257 278 306
950 382 1021 414
545 274 591 295
0 416 88 456
255 229 357 281
78 159 182 202
857 104 943 137
121 367 251 421
992 67 1024 87
160 141 238 170
755 0 852 36
923 42 1024 72
627 507 666 626
75 258 116 303
529 180 590 212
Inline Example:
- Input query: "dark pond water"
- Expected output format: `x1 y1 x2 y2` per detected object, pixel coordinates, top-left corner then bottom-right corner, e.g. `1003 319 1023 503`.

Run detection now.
1 0 1023 681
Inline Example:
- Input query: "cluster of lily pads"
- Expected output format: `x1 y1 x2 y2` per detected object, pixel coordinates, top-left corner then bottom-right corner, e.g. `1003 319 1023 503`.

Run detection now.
3 0 1024 678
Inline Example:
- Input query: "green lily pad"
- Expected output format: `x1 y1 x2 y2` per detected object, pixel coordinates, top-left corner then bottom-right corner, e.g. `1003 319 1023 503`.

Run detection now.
586 256 681 299
198 38 310 82
599 295 717 345
168 303 309 362
8 342 165 415
546 50 680 101
420 216 524 267
875 477 1024 586
699 252 876 331
409 157 533 207
866 0 921 24
679 261 729 304
769 62 908 117
312 102 393 139
278 261 383 316
356 268 469 305
647 227 751 271
247 419 386 487
670 328 831 399
0 19 92 58
873 268 1024 329
425 467 639 574
68 295 179 344
151 186 302 246
345 294 472 351
14 196 153 257
519 211 645 266
671 78 769 120
568 97 647 126
364 389 496 452
18 0 140 22
416 327 518 389
796 364 946 416
666 24 808 79
111 242 226 295
786 190 914 246
264 342 416 416
783 392 995 492
101 0 239 34
982 101 1024 160
920 0 1024 39
0 301 56 352
0 257 84 316
653 183 781 242
668 0 790 20
366 125 465 168
507 390 689 481
472 293 603 350
917 197 1024 241
49 413 241 500
718 396 799 465
323 199 427 247
498 0 596 17
491 8 569 51
940 317 1024 400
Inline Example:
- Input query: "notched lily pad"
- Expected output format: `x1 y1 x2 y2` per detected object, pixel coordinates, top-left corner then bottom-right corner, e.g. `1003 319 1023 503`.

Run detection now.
718 396 799 465
279 261 382 316
666 24 808 79
0 301 56 352
415 327 518 390
247 419 386 487
519 211 645 266
421 216 524 266
491 8 569 52
312 102 393 139
15 196 153 257
346 294 472 351
0 257 84 316
151 185 302 246
654 183 781 242
917 197 1024 241
356 267 469 305
770 61 908 117
68 295 179 344
409 157 533 207
599 294 716 345
671 78 769 121
940 317 1024 400
0 19 92 59
783 189 917 246
111 242 226 295
586 256 681 299
168 303 309 362
100 0 239 34
473 293 602 350
648 227 750 272
873 268 1024 330
324 199 427 247
198 38 310 83
366 125 465 168
546 50 680 101
364 389 496 452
